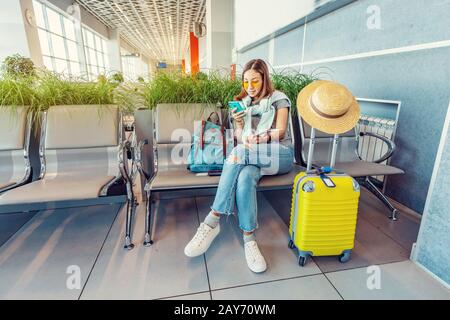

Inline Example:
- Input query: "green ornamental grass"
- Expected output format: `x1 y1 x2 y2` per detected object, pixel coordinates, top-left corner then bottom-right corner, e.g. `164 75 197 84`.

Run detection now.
143 69 316 115
0 75 36 108
271 70 316 115
1 53 318 123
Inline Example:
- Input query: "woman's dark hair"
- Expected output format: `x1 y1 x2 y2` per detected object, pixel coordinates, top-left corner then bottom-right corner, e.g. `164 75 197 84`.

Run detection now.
234 59 274 103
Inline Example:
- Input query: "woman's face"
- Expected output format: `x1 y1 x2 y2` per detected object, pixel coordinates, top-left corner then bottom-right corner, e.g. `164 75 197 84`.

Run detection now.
243 69 263 98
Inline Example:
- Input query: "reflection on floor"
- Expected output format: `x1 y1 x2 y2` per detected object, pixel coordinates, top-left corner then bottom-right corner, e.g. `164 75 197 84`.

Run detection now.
0 189 448 300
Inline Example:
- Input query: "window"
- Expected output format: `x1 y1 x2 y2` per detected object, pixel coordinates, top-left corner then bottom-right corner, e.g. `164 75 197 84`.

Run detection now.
121 49 149 81
121 52 137 80
33 0 82 76
82 28 109 80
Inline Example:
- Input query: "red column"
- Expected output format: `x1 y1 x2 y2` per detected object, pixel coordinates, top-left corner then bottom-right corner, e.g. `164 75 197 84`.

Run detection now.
181 59 186 75
230 64 236 80
189 32 199 75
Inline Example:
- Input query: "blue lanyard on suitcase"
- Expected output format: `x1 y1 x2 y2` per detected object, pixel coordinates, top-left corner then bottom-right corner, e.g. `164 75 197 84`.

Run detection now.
316 166 336 188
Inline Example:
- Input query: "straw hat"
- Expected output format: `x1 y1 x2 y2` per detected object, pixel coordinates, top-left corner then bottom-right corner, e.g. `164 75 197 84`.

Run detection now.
297 80 360 134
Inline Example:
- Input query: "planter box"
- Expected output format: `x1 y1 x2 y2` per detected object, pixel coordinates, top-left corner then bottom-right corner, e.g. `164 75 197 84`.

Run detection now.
153 103 228 141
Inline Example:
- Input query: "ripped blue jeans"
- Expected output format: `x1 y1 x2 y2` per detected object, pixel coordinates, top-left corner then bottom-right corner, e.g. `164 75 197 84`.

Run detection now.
211 142 294 232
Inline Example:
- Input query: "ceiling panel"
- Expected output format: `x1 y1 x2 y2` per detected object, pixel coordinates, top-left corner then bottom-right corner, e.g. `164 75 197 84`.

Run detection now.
75 0 206 64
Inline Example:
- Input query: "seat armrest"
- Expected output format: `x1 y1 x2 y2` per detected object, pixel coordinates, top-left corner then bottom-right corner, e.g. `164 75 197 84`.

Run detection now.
133 138 153 181
143 147 158 193
118 140 134 199
359 132 396 163
141 140 158 193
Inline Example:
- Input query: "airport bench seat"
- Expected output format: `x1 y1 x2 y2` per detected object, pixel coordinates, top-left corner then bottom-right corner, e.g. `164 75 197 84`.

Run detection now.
0 175 116 206
325 160 404 177
0 105 132 216
300 118 404 220
0 107 31 194
0 182 15 190
150 164 306 191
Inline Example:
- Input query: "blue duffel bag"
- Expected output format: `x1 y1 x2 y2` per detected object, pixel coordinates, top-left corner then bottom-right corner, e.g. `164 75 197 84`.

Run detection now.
187 111 234 173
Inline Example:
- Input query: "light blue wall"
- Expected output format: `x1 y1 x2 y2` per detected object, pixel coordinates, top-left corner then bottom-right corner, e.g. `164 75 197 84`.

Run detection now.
273 27 303 67
303 0 450 61
236 42 270 71
414 106 450 285
302 47 450 212
237 0 450 213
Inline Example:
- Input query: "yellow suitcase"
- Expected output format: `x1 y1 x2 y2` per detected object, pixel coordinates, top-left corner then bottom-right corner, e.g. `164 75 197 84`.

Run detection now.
288 129 360 266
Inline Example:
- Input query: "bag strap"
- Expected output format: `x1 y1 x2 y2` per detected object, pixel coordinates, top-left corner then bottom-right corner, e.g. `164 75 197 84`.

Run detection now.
200 111 220 150
200 120 206 150
221 125 226 158
206 111 221 125
200 112 227 157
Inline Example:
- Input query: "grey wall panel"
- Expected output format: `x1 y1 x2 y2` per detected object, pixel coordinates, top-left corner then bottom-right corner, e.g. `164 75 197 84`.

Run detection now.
415 108 450 285
211 31 233 70
273 26 304 67
302 46 450 213
237 42 270 70
303 0 450 62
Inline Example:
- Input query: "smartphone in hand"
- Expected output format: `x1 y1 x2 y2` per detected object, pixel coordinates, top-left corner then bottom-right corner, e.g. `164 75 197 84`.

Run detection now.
228 101 246 113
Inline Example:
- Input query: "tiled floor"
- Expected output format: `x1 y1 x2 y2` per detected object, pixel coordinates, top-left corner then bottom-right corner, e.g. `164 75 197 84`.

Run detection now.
0 189 449 300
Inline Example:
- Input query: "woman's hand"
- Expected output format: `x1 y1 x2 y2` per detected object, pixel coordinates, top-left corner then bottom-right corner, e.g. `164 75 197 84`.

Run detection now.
246 132 270 144
246 134 259 144
257 132 270 144
231 108 245 126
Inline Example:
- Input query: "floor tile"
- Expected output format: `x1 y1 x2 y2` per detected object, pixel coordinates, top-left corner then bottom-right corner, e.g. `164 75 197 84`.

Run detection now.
211 274 341 300
264 188 420 254
312 216 410 273
358 189 420 251
261 189 292 227
195 194 322 291
0 211 37 247
0 204 120 300
80 197 210 300
326 260 450 300
262 189 411 273
162 291 211 300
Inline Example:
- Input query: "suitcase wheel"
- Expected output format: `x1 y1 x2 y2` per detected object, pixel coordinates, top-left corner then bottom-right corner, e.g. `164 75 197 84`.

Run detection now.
288 240 295 249
339 250 351 263
298 256 307 266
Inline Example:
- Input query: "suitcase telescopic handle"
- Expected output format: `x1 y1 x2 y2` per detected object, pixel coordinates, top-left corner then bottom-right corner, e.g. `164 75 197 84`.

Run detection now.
306 127 340 171
306 128 316 171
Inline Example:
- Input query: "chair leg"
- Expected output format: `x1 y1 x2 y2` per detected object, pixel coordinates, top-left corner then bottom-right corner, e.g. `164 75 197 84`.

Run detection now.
363 177 399 221
143 190 154 247
124 182 135 250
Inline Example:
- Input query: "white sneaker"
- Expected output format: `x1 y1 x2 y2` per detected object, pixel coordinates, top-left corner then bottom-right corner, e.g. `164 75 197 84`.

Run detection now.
244 241 267 273
184 223 220 257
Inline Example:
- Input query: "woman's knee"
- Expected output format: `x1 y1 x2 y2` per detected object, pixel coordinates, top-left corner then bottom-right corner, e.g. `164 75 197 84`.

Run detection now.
226 145 246 164
237 166 260 188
